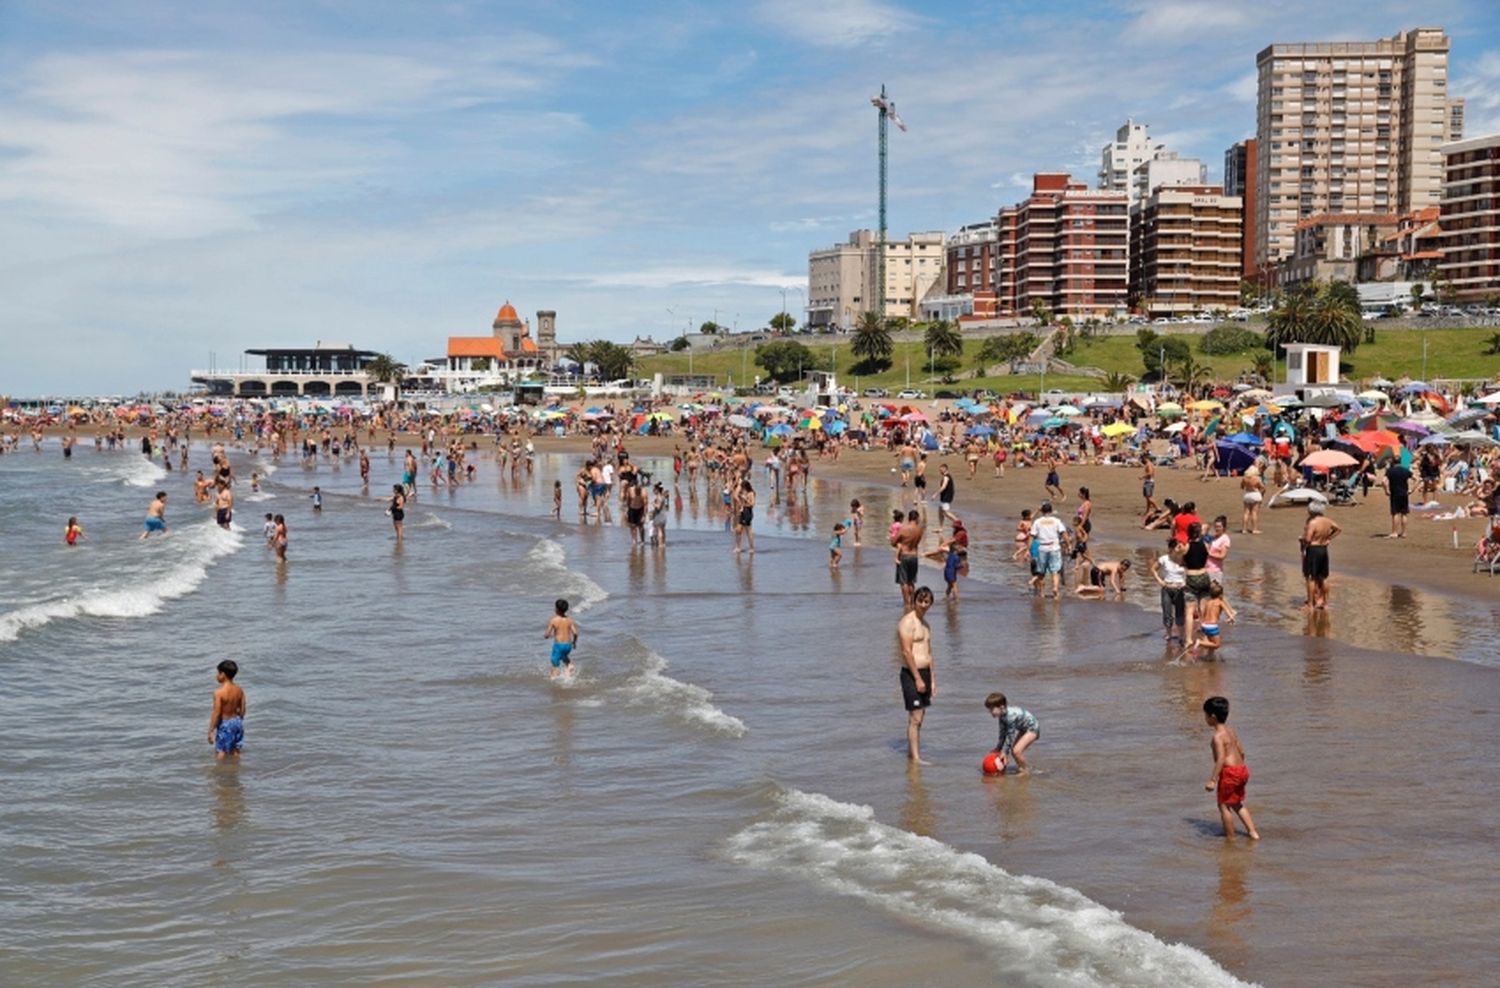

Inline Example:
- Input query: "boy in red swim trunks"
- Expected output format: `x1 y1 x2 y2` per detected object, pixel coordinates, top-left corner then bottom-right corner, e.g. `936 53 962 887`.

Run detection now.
1203 696 1260 839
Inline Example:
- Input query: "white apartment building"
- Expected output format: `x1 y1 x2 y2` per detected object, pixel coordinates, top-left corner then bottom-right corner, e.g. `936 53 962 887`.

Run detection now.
1131 151 1208 205
806 229 945 328
1253 27 1463 268
1099 119 1161 194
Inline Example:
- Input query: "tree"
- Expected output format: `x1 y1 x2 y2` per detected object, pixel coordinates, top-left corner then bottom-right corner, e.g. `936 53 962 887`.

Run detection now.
1267 282 1363 352
699 321 721 335
365 353 405 400
569 341 634 381
754 340 813 382
1103 371 1136 392
1483 333 1500 356
1252 352 1274 381
769 312 797 333
923 320 963 363
1030 298 1054 326
1410 283 1427 309
1176 355 1211 392
851 311 893 372
1135 329 1189 380
470 357 491 372
669 336 690 352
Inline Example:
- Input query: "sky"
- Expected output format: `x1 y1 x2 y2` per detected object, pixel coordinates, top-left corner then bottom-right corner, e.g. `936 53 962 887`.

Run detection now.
2 0 1498 395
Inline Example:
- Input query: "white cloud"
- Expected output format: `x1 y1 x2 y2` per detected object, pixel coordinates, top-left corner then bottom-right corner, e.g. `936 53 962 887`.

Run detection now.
560 266 802 290
0 38 590 239
1121 1 1254 42
1454 50 1500 137
755 0 921 49
1223 71 1259 104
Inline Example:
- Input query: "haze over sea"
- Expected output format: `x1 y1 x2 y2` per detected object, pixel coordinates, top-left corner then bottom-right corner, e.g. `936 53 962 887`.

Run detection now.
2 440 1498 986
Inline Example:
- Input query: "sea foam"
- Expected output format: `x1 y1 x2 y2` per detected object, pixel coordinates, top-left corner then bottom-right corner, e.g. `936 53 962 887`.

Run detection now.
0 522 244 643
525 538 608 612
117 455 168 488
619 651 747 737
726 788 1255 987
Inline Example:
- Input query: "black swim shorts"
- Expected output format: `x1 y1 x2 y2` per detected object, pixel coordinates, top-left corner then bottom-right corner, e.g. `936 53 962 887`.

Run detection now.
900 666 932 711
895 553 919 586
1302 544 1330 581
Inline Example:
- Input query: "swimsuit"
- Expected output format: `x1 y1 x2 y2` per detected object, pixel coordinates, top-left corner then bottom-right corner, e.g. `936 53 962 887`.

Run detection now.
550 641 574 668
214 717 244 754
1216 763 1249 807
995 708 1040 753
1200 623 1221 637
899 666 932 710
1303 544 1330 580
895 553 919 586
144 516 165 532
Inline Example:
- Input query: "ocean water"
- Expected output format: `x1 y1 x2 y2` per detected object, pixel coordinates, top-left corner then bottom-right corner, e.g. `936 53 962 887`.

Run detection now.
2 441 1498 986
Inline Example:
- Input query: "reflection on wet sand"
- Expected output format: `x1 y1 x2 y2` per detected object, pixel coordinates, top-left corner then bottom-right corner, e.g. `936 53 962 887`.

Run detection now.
901 762 936 839
1206 846 1252 971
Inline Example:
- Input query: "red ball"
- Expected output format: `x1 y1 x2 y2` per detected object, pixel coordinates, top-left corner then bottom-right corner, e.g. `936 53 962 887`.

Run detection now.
982 751 1006 776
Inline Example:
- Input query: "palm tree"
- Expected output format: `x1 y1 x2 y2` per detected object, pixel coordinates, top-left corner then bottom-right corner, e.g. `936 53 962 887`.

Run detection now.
1102 371 1136 392
1483 332 1500 356
923 319 963 378
1176 355 1211 393
1264 288 1315 353
1029 298 1054 326
365 353 405 401
1252 352 1274 382
1307 292 1363 351
851 311 893 372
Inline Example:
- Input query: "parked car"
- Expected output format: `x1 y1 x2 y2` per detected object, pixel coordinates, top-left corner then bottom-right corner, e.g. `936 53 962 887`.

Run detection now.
862 387 889 398
934 390 961 399
897 389 927 400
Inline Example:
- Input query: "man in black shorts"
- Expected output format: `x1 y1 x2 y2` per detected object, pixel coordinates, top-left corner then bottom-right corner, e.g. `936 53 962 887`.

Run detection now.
1299 501 1341 610
893 509 924 609
1381 460 1412 539
896 586 936 764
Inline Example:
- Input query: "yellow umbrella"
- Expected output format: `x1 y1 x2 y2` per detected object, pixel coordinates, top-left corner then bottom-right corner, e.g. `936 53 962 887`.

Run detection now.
1189 399 1223 411
1101 422 1134 438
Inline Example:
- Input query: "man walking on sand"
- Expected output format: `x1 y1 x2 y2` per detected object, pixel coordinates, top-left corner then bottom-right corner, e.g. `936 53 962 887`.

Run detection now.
1381 460 1412 539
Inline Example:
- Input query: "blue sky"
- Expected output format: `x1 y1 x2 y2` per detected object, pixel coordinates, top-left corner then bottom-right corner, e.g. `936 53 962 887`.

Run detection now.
2 0 1498 394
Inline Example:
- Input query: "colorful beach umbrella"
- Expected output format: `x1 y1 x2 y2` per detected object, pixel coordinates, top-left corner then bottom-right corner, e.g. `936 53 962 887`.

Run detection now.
1300 449 1358 470
1101 422 1135 438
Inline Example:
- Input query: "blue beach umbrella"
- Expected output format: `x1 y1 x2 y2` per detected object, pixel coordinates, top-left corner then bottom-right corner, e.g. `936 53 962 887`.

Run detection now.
1042 417 1068 429
967 424 995 437
769 423 794 437
1225 432 1261 445
826 421 848 435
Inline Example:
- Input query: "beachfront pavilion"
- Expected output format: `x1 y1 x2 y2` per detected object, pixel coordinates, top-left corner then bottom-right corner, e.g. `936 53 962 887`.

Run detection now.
191 342 382 397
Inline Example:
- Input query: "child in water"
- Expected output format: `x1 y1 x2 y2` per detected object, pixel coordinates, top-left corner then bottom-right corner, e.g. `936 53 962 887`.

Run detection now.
310 486 322 512
208 659 246 761
262 513 276 546
943 542 962 599
64 516 85 546
985 692 1040 775
1188 583 1236 658
552 480 562 519
543 598 579 680
829 522 846 569
1203 696 1260 839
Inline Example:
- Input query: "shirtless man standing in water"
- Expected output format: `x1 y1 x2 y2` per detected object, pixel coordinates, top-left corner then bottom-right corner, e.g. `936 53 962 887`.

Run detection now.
897 586 936 764
893 509 925 610
1299 501 1341 610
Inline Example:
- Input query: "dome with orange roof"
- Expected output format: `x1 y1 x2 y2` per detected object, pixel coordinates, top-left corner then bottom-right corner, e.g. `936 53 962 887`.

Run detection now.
494 301 522 329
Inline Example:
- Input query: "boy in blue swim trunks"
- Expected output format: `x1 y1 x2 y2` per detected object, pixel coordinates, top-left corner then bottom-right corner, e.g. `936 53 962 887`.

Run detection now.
1187 582 1236 658
208 659 245 760
543 598 579 679
140 491 168 540
985 692 1040 775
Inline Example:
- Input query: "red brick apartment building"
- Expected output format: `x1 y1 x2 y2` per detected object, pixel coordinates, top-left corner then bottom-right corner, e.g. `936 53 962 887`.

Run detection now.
1438 134 1500 302
994 173 1129 318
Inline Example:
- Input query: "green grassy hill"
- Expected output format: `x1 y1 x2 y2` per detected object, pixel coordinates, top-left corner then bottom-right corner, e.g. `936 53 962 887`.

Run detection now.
634 326 1500 394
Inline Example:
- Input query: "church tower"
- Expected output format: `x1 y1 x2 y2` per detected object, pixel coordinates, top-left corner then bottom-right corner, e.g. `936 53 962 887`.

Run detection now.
536 310 557 358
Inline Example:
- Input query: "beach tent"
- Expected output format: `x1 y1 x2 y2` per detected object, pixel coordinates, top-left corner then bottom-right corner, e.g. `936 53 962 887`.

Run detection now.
1213 440 1257 475
922 434 940 450
1224 432 1261 445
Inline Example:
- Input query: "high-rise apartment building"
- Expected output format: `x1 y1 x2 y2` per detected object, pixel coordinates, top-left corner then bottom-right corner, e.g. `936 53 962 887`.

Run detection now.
805 229 945 329
1224 139 1259 277
1100 119 1203 208
995 173 1129 319
1437 134 1500 303
1100 120 1159 193
1129 185 1243 316
1254 27 1462 268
